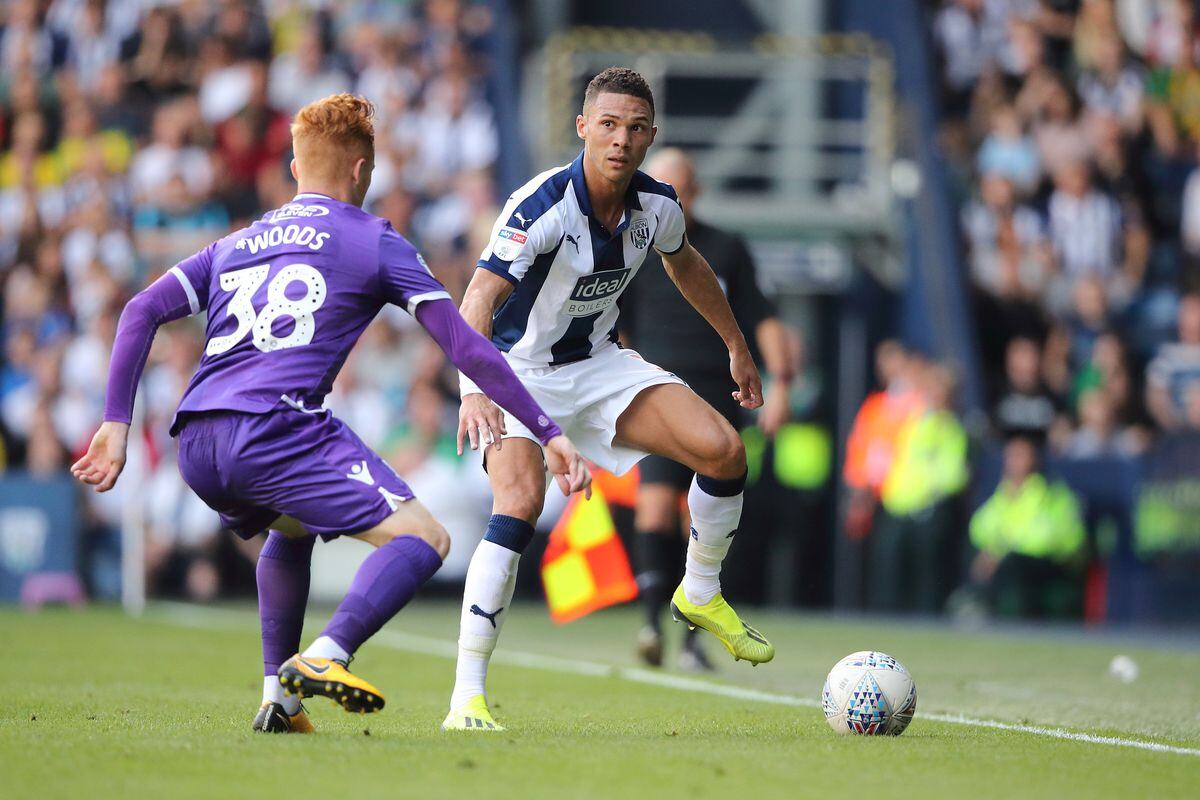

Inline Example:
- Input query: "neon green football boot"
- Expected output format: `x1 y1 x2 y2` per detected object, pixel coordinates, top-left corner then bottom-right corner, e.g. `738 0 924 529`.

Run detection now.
441 695 505 731
670 585 775 665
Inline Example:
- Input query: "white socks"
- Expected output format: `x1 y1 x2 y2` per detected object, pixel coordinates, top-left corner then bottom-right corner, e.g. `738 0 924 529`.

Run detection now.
450 539 521 710
263 675 301 715
302 635 350 664
682 474 744 605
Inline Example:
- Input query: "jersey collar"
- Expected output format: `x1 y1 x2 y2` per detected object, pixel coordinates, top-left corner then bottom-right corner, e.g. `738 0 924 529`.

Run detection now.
569 150 643 228
292 192 335 201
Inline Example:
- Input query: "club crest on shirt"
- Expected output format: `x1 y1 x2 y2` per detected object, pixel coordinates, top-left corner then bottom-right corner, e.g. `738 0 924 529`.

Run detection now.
630 217 649 250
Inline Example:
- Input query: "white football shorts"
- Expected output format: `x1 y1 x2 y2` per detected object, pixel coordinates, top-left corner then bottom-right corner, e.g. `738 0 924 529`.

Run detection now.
486 345 685 475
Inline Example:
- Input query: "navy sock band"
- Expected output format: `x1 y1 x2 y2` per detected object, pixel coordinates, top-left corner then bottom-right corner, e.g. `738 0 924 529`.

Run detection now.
484 514 536 553
695 471 747 498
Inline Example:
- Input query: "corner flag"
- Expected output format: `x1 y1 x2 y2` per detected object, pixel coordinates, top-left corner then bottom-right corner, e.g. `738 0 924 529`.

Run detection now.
540 474 638 624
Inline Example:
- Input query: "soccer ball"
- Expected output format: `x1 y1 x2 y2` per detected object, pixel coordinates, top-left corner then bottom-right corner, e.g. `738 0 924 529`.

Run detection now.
821 650 916 736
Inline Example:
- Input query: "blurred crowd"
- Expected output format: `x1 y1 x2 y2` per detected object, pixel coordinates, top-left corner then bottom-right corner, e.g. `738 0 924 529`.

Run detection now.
864 0 1200 619
10 0 1186 617
0 0 502 599
934 0 1200 450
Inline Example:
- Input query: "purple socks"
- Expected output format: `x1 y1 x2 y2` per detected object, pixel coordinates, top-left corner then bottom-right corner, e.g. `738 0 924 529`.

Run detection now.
258 532 443 667
257 531 316 676
321 535 443 656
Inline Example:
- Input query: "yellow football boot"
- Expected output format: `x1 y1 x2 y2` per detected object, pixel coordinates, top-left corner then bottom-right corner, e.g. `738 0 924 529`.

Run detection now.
441 695 505 731
277 655 385 714
670 585 775 665
251 701 315 733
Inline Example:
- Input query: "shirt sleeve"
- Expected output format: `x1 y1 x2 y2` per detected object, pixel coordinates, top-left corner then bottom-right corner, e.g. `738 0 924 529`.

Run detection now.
727 235 775 328
103 270 199 424
378 224 451 314
476 196 550 284
168 241 218 316
653 194 687 255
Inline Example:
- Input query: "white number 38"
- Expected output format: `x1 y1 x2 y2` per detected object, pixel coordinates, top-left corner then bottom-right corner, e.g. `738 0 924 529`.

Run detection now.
206 263 327 356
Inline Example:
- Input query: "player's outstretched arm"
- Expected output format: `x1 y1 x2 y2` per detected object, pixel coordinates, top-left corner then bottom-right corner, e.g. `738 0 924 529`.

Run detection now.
72 270 199 492
454 268 517 452
414 297 591 497
660 242 764 409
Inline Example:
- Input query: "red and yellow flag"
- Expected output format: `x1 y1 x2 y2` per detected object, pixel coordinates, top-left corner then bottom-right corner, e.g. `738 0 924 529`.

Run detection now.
540 470 639 624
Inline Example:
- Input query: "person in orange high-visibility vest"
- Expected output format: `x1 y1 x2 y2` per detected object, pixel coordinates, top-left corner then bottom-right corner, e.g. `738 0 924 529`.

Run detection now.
843 342 925 541
870 363 969 613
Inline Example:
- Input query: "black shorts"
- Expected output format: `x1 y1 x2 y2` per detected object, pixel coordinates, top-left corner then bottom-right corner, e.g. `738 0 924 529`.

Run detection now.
638 376 743 491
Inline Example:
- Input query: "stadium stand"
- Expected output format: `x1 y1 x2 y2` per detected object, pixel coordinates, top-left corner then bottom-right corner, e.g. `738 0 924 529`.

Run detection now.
924 0 1200 620
0 0 499 599
4 0 1197 622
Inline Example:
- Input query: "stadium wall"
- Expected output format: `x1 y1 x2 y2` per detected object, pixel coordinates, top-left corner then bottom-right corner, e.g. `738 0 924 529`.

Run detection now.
482 0 529 194
829 0 984 412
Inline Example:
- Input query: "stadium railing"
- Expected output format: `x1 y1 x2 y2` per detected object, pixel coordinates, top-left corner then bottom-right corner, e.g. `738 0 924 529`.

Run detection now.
533 28 897 253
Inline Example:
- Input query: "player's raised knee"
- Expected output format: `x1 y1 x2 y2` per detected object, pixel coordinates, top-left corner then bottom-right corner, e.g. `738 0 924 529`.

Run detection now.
358 512 451 559
488 467 546 524
366 518 450 558
700 425 746 480
408 518 451 559
491 494 544 527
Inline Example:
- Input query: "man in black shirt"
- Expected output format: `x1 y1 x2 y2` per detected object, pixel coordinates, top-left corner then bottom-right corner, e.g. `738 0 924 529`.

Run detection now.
992 336 1064 444
621 148 795 670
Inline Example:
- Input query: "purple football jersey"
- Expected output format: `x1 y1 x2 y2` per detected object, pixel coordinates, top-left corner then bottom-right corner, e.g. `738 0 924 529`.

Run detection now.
169 193 448 431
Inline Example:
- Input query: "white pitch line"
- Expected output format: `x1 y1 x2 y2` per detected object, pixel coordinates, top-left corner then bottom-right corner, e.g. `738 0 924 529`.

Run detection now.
153 602 1200 758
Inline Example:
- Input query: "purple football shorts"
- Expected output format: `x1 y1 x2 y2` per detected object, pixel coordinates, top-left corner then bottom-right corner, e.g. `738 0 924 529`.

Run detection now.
176 409 415 541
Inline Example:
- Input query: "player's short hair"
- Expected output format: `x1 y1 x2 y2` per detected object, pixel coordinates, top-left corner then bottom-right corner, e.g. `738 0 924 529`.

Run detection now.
583 67 655 118
291 93 375 176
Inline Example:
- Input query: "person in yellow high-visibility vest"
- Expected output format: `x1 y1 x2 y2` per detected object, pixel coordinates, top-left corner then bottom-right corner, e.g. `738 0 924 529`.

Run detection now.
968 437 1087 619
869 363 969 613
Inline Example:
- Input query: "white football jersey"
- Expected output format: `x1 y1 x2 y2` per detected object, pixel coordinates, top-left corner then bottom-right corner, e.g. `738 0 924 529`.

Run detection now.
475 151 687 368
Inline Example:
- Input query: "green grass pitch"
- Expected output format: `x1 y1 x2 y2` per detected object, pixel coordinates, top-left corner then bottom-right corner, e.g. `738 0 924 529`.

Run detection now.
4 601 1199 799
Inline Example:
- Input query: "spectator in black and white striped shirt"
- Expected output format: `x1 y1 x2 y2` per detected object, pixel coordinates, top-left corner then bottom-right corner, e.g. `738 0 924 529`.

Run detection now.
961 172 1051 300
1046 160 1144 312
1147 293 1200 430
